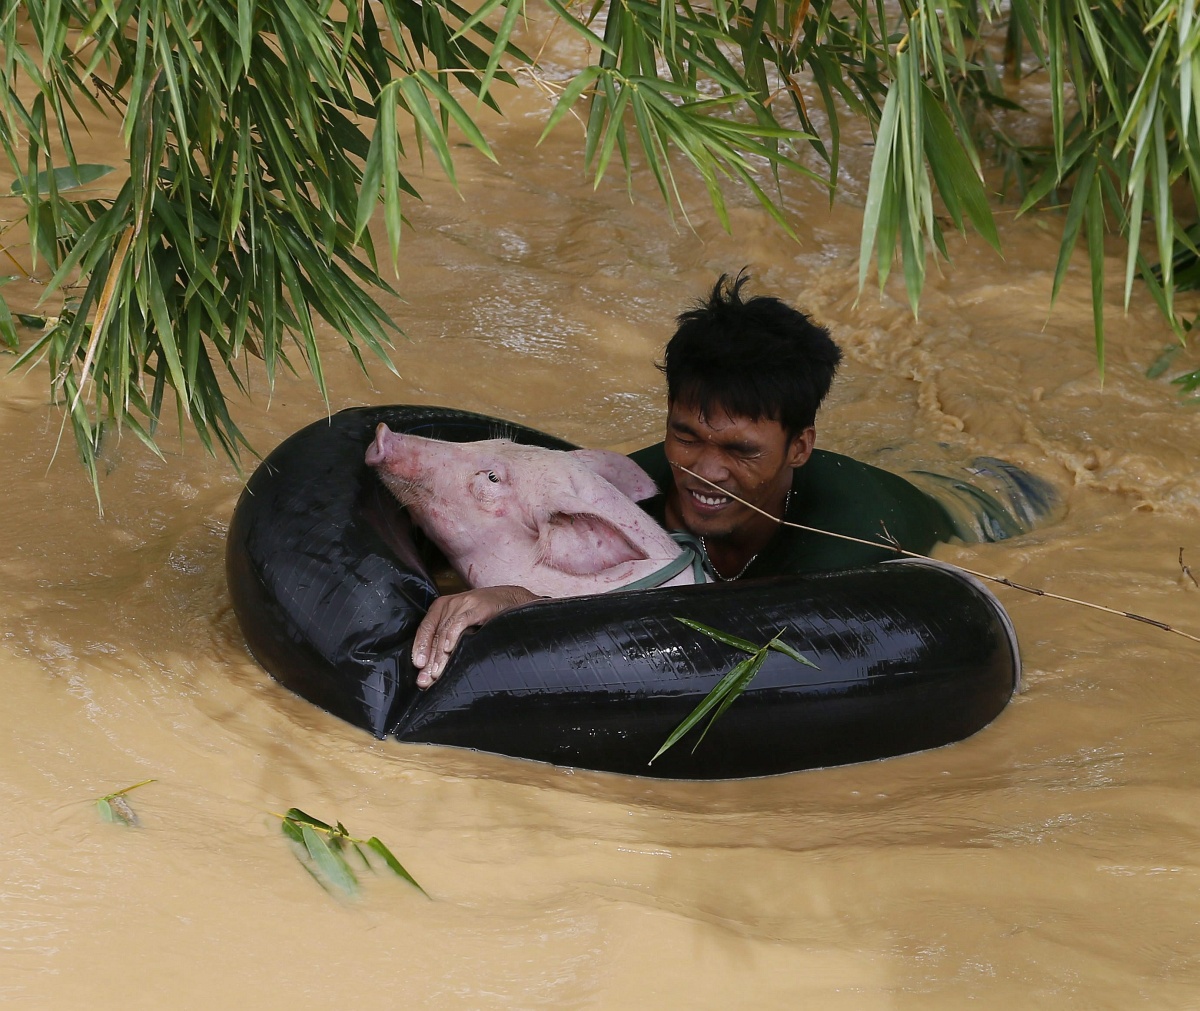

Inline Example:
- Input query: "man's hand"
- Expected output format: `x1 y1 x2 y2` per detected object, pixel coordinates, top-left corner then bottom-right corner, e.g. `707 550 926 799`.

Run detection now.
412 586 543 688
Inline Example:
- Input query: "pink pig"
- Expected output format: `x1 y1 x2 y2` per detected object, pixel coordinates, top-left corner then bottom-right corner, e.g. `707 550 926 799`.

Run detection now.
365 425 703 596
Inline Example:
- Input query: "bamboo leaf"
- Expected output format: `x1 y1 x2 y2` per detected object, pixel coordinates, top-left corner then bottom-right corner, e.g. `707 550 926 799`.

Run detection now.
476 0 523 105
900 210 927 318
920 86 1000 252
674 617 760 655
1151 113 1173 318
412 69 497 162
875 163 900 289
354 117 386 242
1086 177 1106 377
376 78 405 263
1124 165 1147 311
95 779 155 827
0 282 16 350
366 837 429 897
649 652 760 764
144 261 189 420
398 75 458 185
279 809 425 898
539 0 611 52
652 627 817 763
538 65 603 143
1146 343 1180 379
1051 152 1098 305
1046 0 1065 169
450 0 507 44
285 807 335 833
237 0 254 76
300 824 359 895
591 84 630 185
630 91 670 204
767 636 819 668
1070 0 1114 101
10 163 114 194
859 73 901 291
692 652 767 749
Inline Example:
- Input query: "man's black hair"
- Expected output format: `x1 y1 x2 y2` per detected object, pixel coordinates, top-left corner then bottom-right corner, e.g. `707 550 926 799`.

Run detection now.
657 271 843 435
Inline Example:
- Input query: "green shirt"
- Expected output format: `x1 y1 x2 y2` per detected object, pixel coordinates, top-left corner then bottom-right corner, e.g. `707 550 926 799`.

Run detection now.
628 443 955 577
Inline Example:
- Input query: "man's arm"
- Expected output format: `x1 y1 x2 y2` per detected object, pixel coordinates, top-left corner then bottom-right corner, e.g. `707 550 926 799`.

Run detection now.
412 586 543 687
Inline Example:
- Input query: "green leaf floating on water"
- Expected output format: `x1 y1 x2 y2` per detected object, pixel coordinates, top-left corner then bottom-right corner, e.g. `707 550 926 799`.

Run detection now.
9 164 115 194
284 807 335 833
95 779 156 827
279 807 427 899
1146 344 1182 380
301 824 359 896
365 835 428 896
650 621 818 764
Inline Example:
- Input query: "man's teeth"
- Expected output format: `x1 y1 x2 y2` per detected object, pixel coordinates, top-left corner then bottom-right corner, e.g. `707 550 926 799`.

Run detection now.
693 491 729 506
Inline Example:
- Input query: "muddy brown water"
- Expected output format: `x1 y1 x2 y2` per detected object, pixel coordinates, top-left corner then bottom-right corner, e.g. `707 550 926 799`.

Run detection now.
3 38 1200 1010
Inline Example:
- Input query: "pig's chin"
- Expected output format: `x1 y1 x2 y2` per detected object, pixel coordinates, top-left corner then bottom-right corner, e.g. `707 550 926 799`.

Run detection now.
376 471 429 510
375 479 467 551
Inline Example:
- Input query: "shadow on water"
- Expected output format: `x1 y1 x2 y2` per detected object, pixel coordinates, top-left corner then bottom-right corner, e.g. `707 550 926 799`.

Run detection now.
907 457 1063 543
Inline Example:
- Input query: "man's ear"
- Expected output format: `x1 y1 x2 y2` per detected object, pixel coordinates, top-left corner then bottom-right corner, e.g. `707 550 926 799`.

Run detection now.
787 426 816 469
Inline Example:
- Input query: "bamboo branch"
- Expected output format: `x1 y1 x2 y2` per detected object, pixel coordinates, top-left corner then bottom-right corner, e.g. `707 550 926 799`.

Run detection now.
676 464 1200 646
1181 548 1198 588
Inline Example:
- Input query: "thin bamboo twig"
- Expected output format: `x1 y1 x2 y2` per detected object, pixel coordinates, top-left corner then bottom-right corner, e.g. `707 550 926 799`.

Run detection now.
1181 548 1198 588
676 464 1200 646
1 242 31 278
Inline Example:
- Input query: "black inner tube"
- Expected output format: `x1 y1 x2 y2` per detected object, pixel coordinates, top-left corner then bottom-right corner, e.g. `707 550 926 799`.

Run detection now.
225 405 1020 779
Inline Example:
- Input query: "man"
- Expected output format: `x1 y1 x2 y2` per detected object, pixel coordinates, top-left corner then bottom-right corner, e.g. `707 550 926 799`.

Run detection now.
629 270 840 581
411 272 952 686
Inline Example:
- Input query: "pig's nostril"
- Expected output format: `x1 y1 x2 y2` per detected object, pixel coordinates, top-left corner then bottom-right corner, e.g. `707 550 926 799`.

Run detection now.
365 424 390 466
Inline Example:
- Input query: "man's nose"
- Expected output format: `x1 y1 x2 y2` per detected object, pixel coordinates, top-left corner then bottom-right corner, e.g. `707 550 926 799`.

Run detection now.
691 445 730 481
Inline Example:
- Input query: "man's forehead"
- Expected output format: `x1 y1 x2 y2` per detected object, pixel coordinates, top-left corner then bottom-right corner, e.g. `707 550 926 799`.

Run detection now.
672 393 782 425
668 399 785 438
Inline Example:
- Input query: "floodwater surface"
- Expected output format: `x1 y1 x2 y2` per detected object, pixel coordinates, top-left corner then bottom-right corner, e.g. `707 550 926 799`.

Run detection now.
3 28 1200 1010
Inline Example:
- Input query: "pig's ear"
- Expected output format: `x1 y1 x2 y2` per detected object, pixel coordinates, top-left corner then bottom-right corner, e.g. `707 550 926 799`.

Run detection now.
569 450 659 502
536 511 649 575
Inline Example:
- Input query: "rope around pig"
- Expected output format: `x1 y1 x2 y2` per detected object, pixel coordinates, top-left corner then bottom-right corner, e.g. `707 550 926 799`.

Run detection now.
676 465 1200 646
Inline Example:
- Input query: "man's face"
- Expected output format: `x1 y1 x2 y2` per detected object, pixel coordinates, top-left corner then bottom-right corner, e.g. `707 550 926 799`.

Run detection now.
664 400 814 540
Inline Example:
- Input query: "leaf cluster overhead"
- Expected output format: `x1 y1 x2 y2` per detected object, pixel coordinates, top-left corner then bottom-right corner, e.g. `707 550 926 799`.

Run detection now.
1 0 1198 493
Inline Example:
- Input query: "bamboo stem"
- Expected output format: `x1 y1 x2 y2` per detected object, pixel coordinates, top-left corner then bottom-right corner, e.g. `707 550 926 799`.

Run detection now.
676 465 1200 646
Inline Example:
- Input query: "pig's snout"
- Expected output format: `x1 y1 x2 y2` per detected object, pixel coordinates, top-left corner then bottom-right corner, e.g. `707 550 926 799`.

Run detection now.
365 423 393 467
366 425 425 485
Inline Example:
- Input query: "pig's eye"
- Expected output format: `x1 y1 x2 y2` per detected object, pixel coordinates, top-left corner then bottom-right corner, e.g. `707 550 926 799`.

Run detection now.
487 471 499 483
